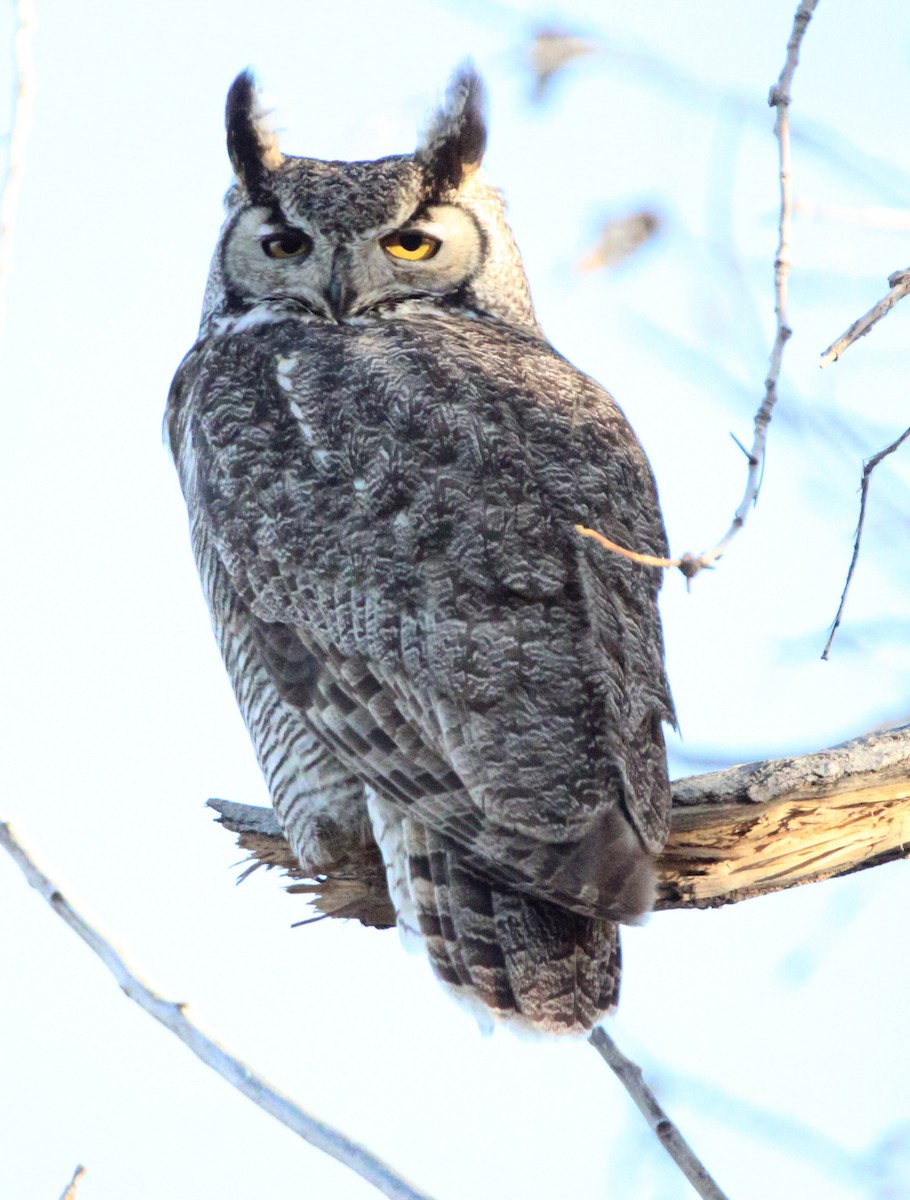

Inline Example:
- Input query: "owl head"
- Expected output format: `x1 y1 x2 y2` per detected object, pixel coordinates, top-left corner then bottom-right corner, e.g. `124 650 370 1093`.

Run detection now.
201 68 539 337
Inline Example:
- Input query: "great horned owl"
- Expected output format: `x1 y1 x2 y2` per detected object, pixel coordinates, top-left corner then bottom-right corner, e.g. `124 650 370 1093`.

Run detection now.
167 68 674 1035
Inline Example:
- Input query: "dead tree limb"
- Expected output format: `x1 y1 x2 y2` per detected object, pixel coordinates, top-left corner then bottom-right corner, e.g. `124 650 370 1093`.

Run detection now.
658 723 910 908
210 723 910 917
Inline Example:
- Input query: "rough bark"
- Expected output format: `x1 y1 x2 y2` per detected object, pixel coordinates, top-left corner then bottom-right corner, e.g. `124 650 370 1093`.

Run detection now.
657 723 910 908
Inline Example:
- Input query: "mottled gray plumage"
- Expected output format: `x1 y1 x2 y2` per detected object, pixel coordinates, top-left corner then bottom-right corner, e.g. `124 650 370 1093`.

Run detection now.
167 68 674 1034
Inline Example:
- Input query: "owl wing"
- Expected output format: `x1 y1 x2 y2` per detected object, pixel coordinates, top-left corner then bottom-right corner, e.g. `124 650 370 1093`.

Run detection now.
169 344 394 927
171 316 673 922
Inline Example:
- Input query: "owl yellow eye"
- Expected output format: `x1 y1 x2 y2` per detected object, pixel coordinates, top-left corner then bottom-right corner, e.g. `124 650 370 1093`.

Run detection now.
381 231 441 262
261 230 312 259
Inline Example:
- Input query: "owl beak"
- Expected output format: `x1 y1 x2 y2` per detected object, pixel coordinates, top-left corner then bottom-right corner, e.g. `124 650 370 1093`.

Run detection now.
326 253 355 320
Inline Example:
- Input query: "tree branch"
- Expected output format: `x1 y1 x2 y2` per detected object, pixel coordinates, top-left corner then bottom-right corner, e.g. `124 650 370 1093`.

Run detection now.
577 0 820 583
210 723 910 915
57 1166 87 1200
7 718 903 1200
658 723 910 908
688 0 818 572
819 268 910 366
588 1028 730 1200
821 426 910 660
0 822 437 1200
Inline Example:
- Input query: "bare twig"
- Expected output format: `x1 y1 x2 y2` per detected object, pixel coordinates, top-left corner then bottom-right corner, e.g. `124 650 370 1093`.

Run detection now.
684 0 818 570
588 1028 730 1200
819 268 910 366
0 0 37 329
822 427 910 659
0 822 436 1200
574 525 704 583
577 0 819 581
212 722 910 913
573 526 679 570
57 1166 87 1200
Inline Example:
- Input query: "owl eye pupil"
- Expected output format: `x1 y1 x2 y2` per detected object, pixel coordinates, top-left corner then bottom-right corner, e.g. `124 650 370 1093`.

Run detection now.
261 230 312 259
381 230 441 261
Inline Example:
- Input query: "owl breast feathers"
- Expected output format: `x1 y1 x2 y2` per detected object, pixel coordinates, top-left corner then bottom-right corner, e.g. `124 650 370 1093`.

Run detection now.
167 67 674 1035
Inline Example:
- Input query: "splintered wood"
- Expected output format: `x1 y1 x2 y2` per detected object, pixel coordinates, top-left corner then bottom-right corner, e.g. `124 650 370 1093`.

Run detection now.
211 725 910 915
659 760 910 909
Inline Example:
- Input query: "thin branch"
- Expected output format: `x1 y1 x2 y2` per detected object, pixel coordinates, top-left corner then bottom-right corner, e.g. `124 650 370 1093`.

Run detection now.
0 822 436 1200
573 525 679 571
212 723 910 913
819 268 910 367
0 0 37 330
57 1166 87 1200
588 1028 730 1200
821 426 910 659
577 0 819 582
683 0 817 570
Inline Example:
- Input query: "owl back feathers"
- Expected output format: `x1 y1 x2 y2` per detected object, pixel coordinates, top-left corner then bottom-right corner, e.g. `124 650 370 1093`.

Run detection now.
168 68 673 1035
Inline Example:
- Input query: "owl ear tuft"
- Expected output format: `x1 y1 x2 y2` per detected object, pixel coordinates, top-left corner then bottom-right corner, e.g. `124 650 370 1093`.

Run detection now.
225 71 284 204
417 66 487 192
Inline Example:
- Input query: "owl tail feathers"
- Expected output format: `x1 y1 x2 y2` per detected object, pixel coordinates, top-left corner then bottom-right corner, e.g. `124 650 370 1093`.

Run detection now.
407 822 620 1036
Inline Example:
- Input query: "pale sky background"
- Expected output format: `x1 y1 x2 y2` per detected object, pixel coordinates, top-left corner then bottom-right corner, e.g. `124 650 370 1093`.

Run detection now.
2 2 909 1198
